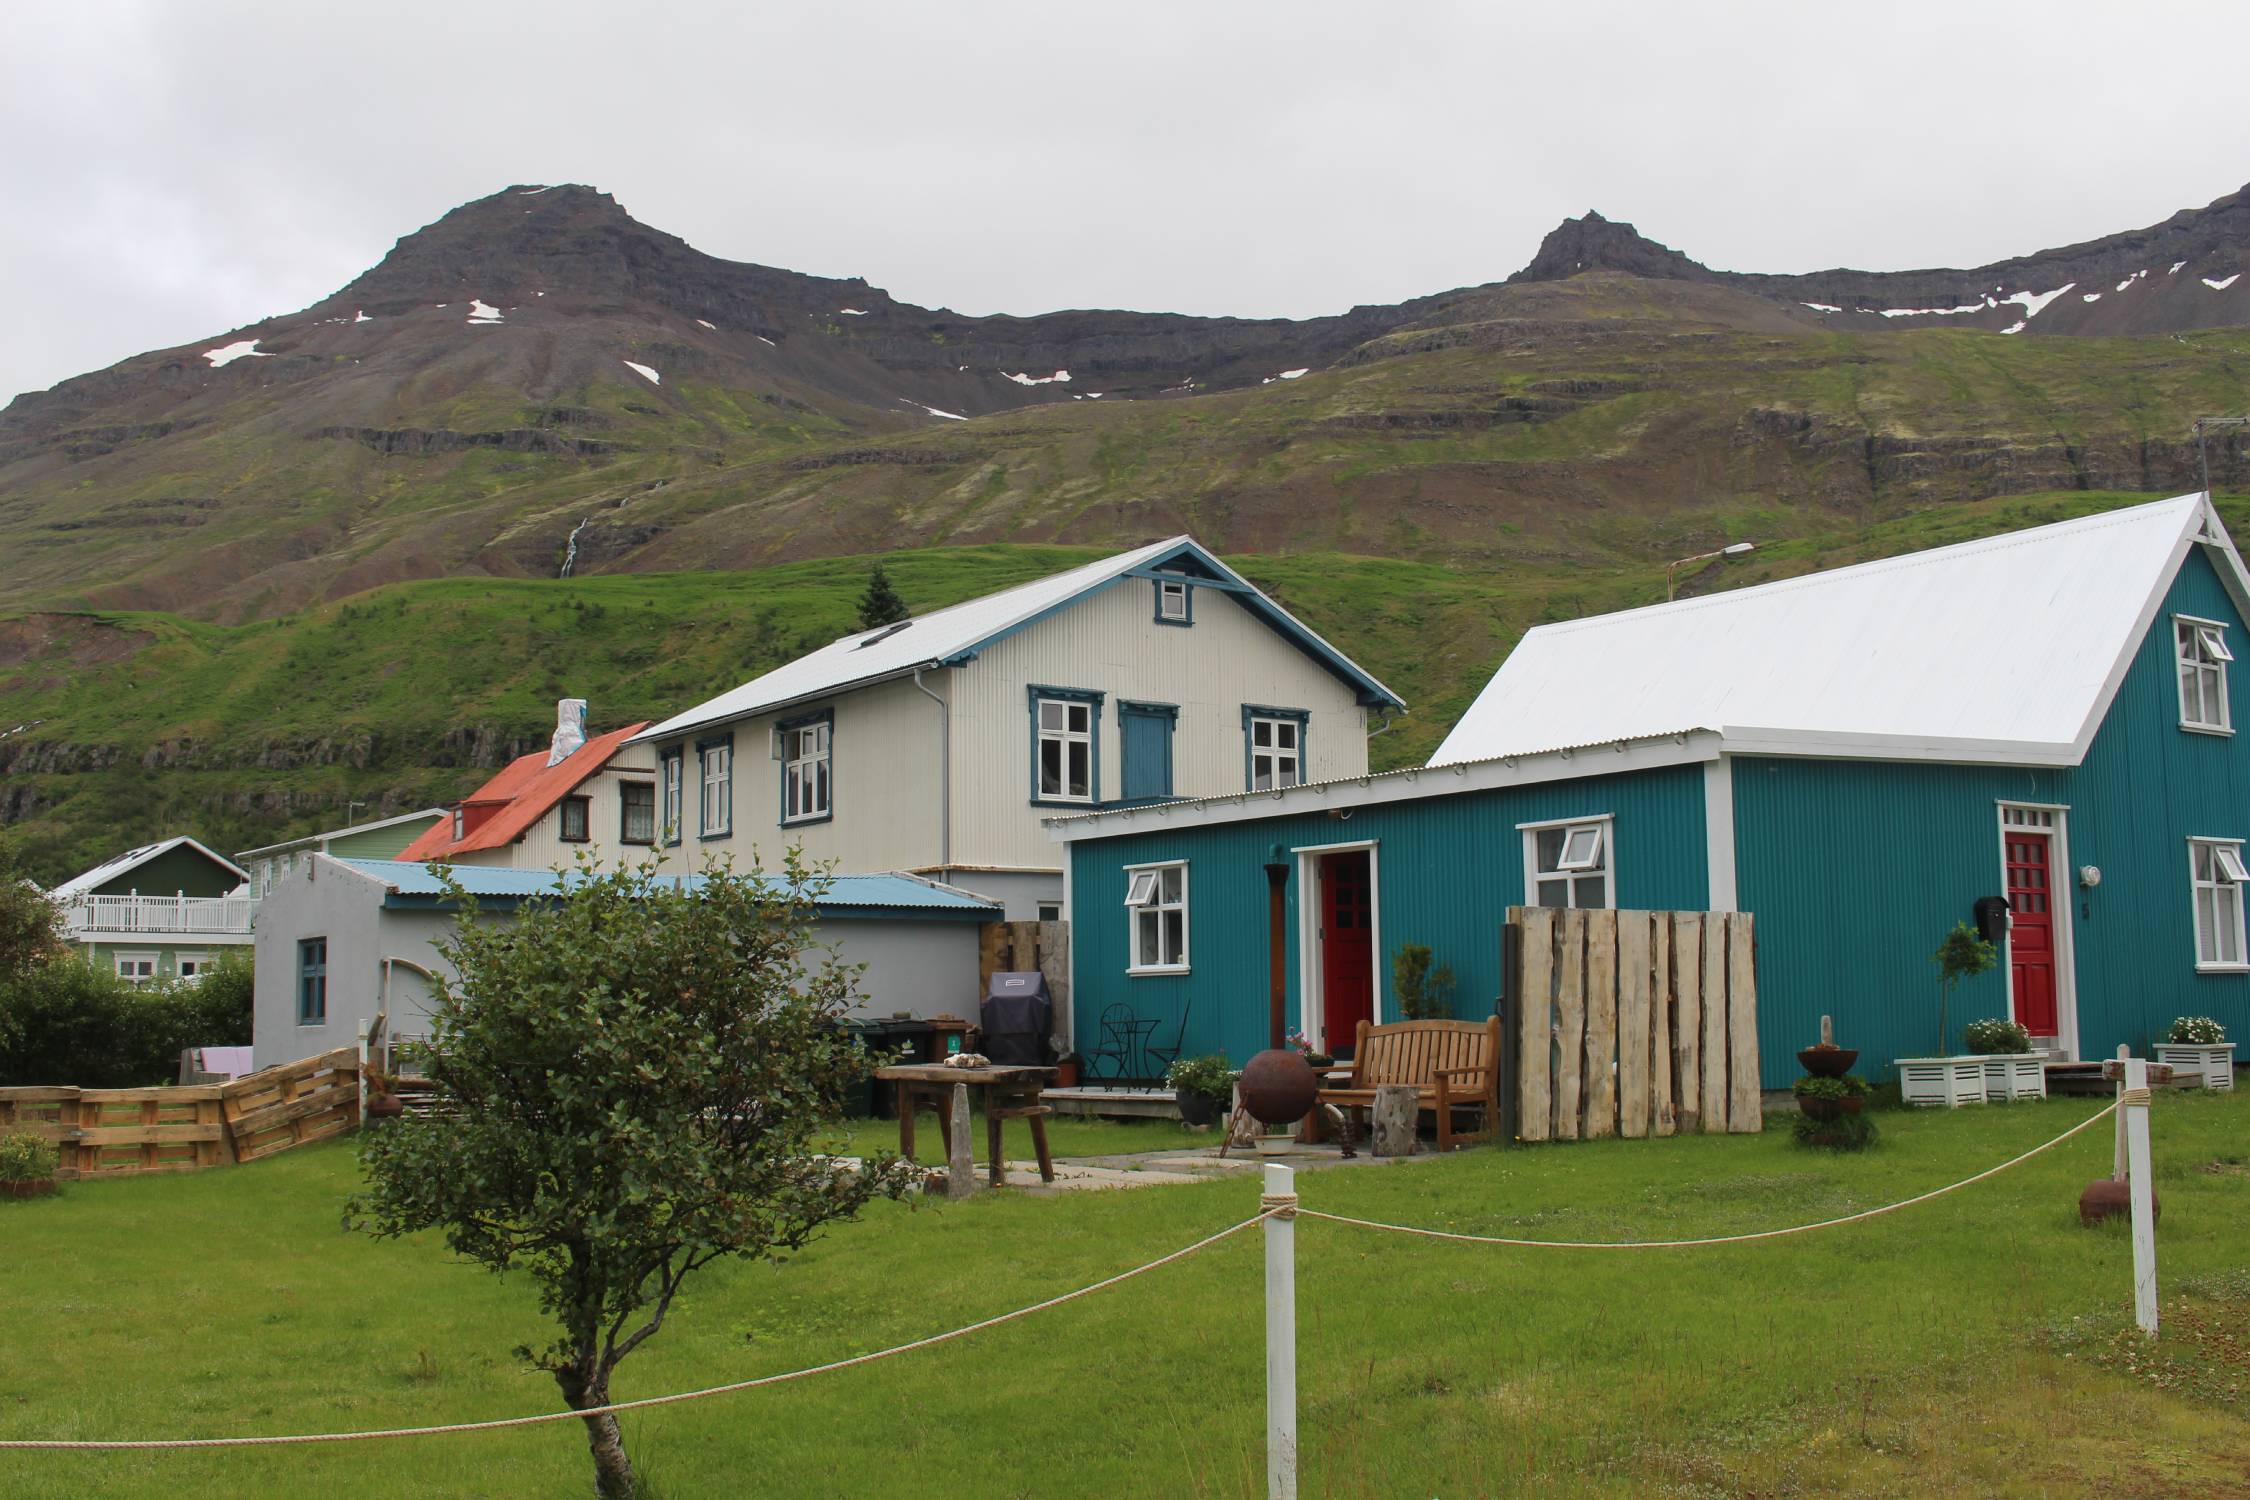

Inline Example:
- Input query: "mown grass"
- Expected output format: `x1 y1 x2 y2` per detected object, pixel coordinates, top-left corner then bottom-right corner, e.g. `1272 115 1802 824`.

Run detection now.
2 1091 2245 1498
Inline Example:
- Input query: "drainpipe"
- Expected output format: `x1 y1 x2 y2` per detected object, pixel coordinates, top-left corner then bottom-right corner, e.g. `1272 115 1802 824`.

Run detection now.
1367 708 1400 741
912 668 951 877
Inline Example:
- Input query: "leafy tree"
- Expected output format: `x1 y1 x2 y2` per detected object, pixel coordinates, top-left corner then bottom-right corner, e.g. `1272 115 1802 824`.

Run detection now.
0 831 62 984
855 564 909 630
348 855 910 1499
1931 920 1998 1054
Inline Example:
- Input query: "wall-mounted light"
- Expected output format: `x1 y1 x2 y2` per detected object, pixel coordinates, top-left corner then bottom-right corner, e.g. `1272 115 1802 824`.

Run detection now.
2079 865 2102 889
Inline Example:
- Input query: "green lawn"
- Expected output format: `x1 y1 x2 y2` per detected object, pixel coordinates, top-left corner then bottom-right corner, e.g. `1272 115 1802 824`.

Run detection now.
4 1093 2247 1498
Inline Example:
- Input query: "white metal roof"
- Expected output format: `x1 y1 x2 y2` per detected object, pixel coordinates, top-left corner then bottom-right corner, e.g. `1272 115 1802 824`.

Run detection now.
50 836 250 898
632 537 1402 744
1433 493 2250 769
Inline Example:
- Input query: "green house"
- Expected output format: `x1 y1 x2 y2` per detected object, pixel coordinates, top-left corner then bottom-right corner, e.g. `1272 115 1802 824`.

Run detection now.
1052 493 2250 1088
235 808 446 898
51 836 255 984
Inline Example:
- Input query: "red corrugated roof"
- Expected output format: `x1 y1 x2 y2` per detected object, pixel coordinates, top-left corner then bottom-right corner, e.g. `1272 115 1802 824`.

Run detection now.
400 722 651 860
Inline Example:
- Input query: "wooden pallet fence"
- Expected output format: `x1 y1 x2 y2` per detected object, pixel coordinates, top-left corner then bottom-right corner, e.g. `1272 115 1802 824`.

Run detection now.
0 1047 362 1180
977 920 1070 1014
1508 908 1761 1141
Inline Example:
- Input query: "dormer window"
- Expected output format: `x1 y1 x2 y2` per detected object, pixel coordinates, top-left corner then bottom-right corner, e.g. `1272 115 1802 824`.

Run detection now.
2176 615 2233 733
1154 578 1191 625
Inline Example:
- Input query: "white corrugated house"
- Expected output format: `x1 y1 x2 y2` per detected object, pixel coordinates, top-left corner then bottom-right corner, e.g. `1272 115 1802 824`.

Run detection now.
631 538 1404 917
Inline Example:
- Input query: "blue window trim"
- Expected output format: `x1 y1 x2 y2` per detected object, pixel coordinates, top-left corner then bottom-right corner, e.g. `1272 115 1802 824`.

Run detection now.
1241 704 1311 792
1152 576 1194 627
297 936 327 1025
1028 685 1105 807
777 707 836 828
1117 700 1180 805
659 748 684 847
696 733 735 840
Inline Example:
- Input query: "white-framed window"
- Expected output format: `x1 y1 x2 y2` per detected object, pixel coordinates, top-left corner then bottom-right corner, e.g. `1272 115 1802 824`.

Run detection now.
2190 837 2248 970
1247 714 1303 791
1036 696 1096 803
781 717 832 823
175 952 211 983
114 952 157 986
2176 615 2233 733
661 751 683 845
1037 901 1062 922
1124 861 1188 972
699 739 733 836
1522 816 1613 909
1156 578 1190 622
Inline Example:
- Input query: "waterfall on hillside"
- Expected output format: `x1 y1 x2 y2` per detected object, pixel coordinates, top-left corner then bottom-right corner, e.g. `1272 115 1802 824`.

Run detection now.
558 518 590 578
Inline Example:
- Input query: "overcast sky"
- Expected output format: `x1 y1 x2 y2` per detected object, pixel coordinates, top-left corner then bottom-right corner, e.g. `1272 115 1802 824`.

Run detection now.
5 0 2248 401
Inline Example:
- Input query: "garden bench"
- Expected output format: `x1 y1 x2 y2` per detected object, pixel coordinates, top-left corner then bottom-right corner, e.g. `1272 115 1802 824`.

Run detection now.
1314 1017 1502 1152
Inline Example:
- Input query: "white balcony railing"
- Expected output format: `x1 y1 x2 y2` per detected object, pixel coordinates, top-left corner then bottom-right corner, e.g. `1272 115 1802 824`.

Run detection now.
63 892 259 937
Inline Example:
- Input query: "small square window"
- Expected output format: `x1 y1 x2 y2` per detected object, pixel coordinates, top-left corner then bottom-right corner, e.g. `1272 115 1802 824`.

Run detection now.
1527 818 1613 910
1157 579 1190 621
2217 846 2249 884
1125 862 1188 971
1124 869 1160 907
1557 825 1604 871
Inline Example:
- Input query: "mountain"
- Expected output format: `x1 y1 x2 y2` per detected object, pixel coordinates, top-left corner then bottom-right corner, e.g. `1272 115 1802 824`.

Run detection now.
6 182 2250 623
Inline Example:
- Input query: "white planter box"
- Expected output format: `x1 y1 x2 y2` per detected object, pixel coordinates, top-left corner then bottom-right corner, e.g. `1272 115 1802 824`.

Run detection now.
1897 1056 1988 1108
2154 1042 2236 1091
1978 1053 2048 1101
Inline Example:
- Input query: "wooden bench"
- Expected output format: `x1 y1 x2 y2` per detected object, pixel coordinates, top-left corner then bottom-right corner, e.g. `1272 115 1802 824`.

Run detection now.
1315 1017 1502 1152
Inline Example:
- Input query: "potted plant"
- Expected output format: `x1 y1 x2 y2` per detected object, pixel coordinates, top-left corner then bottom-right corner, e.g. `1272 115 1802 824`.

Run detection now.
2155 1016 2235 1092
1052 1051 1081 1089
1896 922 1996 1107
1791 1073 1871 1121
1165 1054 1237 1127
1796 1042 1859 1078
364 1062 405 1121
1286 1029 1334 1071
1963 1017 2046 1101
0 1129 60 1200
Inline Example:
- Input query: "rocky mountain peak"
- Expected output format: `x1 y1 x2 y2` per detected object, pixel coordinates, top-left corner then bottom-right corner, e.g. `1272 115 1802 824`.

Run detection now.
1509 210 1718 285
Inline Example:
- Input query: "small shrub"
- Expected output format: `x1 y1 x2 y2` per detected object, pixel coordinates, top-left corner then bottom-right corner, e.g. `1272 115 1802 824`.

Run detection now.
2167 1016 2228 1045
1165 1053 1236 1102
1963 1018 2032 1054
0 1129 59 1183
1791 1074 1871 1100
1792 1111 1879 1152
1392 944 1457 1021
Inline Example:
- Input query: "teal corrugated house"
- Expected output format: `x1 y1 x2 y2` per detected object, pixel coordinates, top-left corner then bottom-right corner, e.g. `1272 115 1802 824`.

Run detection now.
1050 493 2250 1088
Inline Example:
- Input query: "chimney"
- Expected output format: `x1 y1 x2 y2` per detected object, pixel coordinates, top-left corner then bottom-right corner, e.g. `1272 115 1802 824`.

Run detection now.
547 698 589 766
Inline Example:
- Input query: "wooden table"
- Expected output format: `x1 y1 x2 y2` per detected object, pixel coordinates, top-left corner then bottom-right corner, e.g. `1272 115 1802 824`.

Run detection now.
875 1063 1056 1186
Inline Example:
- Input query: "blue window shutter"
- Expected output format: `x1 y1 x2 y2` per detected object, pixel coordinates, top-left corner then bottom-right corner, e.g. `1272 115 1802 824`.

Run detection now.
1119 701 1178 804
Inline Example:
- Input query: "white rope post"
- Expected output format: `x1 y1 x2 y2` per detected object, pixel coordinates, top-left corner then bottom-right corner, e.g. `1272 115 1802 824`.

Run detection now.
1263 1163 1298 1500
2123 1056 2159 1336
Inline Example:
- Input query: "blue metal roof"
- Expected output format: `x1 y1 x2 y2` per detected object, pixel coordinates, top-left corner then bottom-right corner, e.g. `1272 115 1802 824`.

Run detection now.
333 860 1000 918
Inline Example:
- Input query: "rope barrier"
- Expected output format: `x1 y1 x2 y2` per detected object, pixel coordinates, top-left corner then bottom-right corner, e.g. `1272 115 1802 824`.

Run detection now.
0 1211 1278 1452
1298 1101 2119 1250
1260 1190 1299 1219
2118 1086 2152 1108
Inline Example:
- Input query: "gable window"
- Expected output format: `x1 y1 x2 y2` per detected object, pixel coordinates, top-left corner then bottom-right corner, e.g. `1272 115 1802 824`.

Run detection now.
2176 615 2233 733
780 712 833 824
297 938 327 1024
1244 707 1307 791
1030 688 1100 804
114 952 156 986
2189 838 2248 970
451 808 465 843
1154 577 1192 625
1124 861 1189 972
620 782 655 845
558 795 591 843
661 750 684 846
699 737 733 838
1523 816 1613 909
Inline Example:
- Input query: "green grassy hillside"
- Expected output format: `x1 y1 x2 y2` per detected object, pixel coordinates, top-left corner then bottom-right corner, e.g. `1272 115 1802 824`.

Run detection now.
5 488 2234 883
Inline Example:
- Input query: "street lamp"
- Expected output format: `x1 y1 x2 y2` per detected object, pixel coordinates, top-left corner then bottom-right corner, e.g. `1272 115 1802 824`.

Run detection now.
1666 541 1756 601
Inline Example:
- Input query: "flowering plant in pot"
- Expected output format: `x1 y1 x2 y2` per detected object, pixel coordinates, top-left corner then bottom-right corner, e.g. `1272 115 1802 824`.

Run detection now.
1165 1054 1237 1126
1286 1028 1333 1070
2156 1016 2235 1091
0 1129 60 1199
1963 1017 2045 1100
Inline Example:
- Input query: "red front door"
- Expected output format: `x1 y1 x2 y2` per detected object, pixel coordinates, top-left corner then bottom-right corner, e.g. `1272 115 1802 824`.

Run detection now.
1320 852 1374 1055
2005 831 2059 1038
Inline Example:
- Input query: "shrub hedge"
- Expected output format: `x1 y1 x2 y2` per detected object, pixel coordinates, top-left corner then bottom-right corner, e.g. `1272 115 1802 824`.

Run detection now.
0 952 252 1088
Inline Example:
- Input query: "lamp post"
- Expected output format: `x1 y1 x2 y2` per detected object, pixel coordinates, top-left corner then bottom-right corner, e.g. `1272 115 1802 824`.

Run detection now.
1666 540 1756 601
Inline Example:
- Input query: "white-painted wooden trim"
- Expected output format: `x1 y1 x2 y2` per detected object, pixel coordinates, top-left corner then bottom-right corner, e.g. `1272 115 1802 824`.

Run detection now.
2186 835 2249 971
1703 756 1737 913
1289 838 1381 1056
1516 814 1616 911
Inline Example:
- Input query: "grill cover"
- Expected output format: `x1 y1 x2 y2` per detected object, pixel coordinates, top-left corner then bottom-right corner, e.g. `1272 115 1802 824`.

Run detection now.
980 972 1054 1067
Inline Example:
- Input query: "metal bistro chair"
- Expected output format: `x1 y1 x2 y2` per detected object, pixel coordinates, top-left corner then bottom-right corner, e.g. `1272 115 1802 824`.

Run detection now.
1080 1003 1137 1086
1141 996 1193 1091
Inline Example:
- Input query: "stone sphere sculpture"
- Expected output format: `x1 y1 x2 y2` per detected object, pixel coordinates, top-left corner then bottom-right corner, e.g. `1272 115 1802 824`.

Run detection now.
1237 1048 1320 1125
2078 1177 2160 1227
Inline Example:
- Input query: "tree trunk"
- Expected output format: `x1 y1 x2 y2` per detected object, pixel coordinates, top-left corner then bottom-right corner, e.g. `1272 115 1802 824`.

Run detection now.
558 1367 637 1499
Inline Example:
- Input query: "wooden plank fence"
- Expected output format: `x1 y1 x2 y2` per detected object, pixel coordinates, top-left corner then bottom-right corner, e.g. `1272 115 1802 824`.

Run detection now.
0 1048 362 1180
978 920 1070 1017
1508 907 1761 1141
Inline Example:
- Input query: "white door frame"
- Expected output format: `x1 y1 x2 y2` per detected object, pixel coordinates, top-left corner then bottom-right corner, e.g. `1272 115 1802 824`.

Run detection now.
1994 801 2081 1060
1291 838 1381 1056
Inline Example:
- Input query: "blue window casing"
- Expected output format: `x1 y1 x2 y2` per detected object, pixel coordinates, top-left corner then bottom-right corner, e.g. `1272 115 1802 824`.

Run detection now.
777 708 836 828
660 748 684 846
1152 576 1194 627
1118 700 1179 805
1028 685 1105 807
1241 704 1311 792
697 733 735 840
297 937 327 1025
